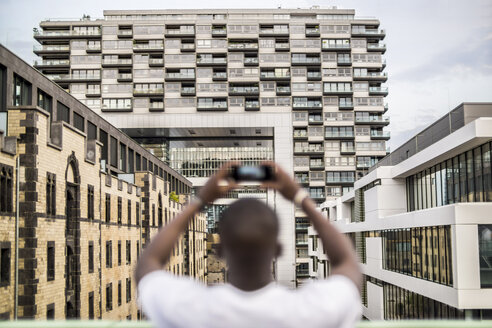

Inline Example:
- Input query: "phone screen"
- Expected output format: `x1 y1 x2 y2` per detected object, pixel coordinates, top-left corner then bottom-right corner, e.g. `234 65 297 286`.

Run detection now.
231 165 273 181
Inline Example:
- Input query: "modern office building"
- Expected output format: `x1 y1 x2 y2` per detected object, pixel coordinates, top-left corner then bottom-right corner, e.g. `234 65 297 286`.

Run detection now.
0 44 207 319
309 103 492 319
33 7 389 286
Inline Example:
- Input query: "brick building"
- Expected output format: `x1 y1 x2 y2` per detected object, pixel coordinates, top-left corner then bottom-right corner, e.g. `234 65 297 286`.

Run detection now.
0 44 206 320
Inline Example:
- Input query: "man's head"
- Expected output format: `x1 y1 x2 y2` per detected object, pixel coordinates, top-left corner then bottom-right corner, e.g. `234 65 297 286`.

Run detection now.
218 198 281 275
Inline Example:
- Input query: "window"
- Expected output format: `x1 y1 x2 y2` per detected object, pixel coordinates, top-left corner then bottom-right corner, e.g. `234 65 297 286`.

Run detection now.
0 164 13 213
118 241 122 266
87 185 94 220
479 225 492 288
126 240 131 265
46 173 56 216
105 194 111 223
127 200 132 226
118 280 122 306
136 202 140 225
88 242 94 273
119 143 127 171
56 101 70 123
47 241 55 281
73 111 84 131
106 241 112 268
0 242 10 286
99 129 108 163
106 283 113 311
46 303 55 320
152 204 156 226
110 136 118 167
0 65 6 112
88 292 94 319
126 278 131 302
87 122 97 140
117 196 122 225
136 242 140 261
37 89 52 115
13 74 31 106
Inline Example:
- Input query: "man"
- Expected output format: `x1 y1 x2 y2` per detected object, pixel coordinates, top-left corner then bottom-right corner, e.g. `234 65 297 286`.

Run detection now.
136 161 362 328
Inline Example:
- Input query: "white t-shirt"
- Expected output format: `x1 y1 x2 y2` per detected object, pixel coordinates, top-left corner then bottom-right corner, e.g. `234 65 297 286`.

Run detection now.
138 271 362 328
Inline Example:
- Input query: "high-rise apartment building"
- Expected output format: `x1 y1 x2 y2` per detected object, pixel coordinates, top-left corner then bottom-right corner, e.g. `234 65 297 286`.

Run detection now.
33 7 389 286
310 103 492 319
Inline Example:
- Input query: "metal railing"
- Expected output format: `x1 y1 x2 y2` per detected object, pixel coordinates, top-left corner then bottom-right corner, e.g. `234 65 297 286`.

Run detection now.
33 45 70 52
197 57 227 64
1 320 491 327
34 59 70 66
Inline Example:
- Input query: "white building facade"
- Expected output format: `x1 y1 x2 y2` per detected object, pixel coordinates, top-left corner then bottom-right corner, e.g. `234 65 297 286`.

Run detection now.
309 103 492 319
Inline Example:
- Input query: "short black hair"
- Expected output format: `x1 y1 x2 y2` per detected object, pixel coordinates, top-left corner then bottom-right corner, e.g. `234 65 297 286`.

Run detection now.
218 198 279 240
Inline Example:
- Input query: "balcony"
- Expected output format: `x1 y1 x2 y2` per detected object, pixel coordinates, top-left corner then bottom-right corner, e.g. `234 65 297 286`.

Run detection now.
102 58 132 68
367 43 387 53
86 44 101 53
276 86 291 96
2 320 491 328
291 56 321 66
355 116 390 126
212 71 227 81
322 43 351 52
101 103 132 112
34 29 101 40
369 86 389 96
33 59 70 69
370 130 391 140
228 42 259 52
165 72 195 82
295 222 310 230
259 28 289 37
244 57 259 66
275 43 290 51
260 71 290 81
293 130 308 139
133 43 164 52
133 87 164 97
295 175 309 185
196 57 227 66
117 73 132 82
86 89 101 97
353 71 388 82
292 100 322 110
46 73 101 82
307 71 322 81
181 43 196 52
326 176 355 185
309 192 325 200
229 86 259 96
323 86 353 96
340 144 356 155
308 115 323 125
197 99 228 111
337 57 352 66
33 44 70 55
325 131 355 140
211 28 227 37
352 28 386 39
181 87 196 96
294 145 324 155
309 161 325 170
296 239 309 246
149 102 164 112
149 58 164 67
117 29 133 38
165 27 195 37
339 101 354 110
305 27 320 37
245 100 260 111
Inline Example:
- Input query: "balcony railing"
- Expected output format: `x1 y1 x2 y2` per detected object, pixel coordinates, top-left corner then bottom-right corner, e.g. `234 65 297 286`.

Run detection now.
46 73 100 81
102 58 132 66
354 72 388 80
293 131 307 138
276 86 291 95
275 43 290 50
355 116 390 124
133 88 164 95
293 101 322 109
149 102 164 110
117 73 132 81
34 30 101 37
212 72 227 80
244 57 259 66
181 87 196 96
33 45 70 52
245 101 260 110
228 43 259 50
370 130 391 139
165 72 195 80
305 27 320 36
34 59 70 67
369 87 389 95
197 102 228 110
260 72 290 80
322 43 351 50
337 57 352 65
367 43 387 52
211 28 227 36
149 58 164 66
292 57 321 65
229 86 259 95
197 57 227 65
165 28 195 36
294 146 324 153
295 176 309 184
325 131 355 138
133 43 164 51
259 28 289 36
1 320 491 327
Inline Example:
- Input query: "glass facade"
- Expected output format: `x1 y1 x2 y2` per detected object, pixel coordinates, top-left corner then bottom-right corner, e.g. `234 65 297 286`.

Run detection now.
478 225 492 288
406 141 492 211
382 226 453 286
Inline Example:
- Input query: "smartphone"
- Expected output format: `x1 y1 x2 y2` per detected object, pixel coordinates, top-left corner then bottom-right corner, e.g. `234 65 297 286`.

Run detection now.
230 165 274 182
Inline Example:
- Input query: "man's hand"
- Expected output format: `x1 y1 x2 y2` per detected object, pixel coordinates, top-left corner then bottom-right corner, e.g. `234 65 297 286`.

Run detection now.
260 161 300 201
197 161 240 204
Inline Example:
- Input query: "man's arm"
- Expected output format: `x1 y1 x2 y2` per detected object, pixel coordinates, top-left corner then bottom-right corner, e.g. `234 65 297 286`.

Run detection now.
135 162 238 284
261 162 362 291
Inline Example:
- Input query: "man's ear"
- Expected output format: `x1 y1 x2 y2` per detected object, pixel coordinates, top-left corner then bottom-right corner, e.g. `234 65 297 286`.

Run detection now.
275 242 282 257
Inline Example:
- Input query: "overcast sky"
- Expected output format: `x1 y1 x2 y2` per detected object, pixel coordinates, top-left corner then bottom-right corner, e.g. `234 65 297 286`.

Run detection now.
1 0 491 150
